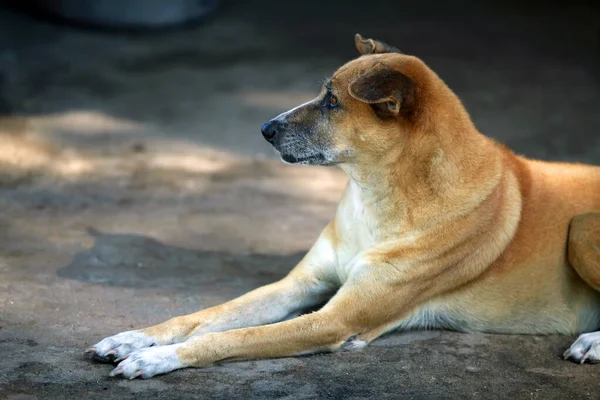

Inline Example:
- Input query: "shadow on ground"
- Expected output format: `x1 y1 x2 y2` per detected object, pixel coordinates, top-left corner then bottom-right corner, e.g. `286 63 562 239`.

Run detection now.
58 228 303 290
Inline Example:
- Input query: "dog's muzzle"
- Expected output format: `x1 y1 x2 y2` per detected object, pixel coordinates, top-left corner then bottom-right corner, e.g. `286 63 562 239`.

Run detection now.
260 116 332 165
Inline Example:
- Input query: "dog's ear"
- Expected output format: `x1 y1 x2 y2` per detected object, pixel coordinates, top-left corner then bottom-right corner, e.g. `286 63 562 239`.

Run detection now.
355 33 401 55
348 62 414 116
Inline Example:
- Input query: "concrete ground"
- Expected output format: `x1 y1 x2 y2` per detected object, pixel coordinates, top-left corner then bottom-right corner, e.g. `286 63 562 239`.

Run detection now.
0 0 599 398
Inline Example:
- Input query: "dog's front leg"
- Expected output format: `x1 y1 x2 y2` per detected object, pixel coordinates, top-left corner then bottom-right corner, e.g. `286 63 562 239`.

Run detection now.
87 227 338 363
108 278 392 379
108 246 474 379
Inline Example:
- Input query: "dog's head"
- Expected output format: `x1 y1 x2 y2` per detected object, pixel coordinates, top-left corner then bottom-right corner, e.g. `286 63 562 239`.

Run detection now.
261 34 440 167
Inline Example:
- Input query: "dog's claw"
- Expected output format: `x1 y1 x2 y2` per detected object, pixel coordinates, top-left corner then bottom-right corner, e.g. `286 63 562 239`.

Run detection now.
115 355 129 362
130 370 144 380
109 368 123 377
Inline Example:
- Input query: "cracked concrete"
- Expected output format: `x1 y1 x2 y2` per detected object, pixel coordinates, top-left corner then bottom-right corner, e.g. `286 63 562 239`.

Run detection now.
0 0 599 398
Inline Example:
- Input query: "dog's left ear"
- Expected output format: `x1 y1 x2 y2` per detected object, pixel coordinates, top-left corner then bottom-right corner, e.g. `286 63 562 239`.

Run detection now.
355 33 401 55
348 62 414 116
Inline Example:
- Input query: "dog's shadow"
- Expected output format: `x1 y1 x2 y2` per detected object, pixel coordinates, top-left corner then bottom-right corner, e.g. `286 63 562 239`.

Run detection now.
57 228 304 291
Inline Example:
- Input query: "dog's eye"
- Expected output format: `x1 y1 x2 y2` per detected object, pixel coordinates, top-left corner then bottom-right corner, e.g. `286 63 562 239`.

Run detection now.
327 95 339 108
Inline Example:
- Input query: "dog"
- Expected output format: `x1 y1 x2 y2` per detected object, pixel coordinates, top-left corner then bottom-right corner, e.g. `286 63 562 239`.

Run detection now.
86 34 600 379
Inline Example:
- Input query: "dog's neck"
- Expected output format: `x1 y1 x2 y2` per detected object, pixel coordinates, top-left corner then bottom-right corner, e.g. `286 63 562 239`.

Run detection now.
338 129 504 231
339 161 397 207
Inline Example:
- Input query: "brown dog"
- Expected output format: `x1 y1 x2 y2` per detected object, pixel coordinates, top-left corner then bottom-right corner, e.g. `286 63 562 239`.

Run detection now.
86 34 600 379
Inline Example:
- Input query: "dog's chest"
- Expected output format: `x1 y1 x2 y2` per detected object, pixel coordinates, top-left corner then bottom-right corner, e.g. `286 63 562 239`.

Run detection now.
333 184 380 281
342 182 381 235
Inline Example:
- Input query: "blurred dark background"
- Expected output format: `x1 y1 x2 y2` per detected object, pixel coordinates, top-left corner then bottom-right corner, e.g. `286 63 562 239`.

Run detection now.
1 1 599 399
0 0 598 162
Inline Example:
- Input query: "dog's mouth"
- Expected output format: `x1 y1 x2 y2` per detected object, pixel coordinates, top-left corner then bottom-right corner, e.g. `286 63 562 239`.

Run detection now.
280 152 328 165
279 153 332 165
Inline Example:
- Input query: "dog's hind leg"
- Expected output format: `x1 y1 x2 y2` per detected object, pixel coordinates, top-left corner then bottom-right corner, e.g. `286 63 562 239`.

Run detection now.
568 212 600 291
564 211 600 363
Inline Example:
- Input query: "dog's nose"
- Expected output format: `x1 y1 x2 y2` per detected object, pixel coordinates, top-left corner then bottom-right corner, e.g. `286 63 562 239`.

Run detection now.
261 120 279 144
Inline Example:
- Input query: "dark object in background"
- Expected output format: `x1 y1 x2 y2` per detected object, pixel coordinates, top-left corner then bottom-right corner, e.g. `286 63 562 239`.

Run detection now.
26 0 219 29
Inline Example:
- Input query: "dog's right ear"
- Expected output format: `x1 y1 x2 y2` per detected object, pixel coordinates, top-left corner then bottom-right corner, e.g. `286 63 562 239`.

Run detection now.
355 33 401 55
348 62 415 117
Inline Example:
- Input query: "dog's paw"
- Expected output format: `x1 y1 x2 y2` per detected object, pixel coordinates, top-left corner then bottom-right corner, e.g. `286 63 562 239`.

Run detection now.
109 344 184 379
563 332 600 364
85 330 156 363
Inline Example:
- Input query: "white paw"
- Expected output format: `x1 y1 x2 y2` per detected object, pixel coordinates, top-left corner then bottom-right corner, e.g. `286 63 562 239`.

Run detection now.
564 332 600 364
86 330 156 362
109 344 184 379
